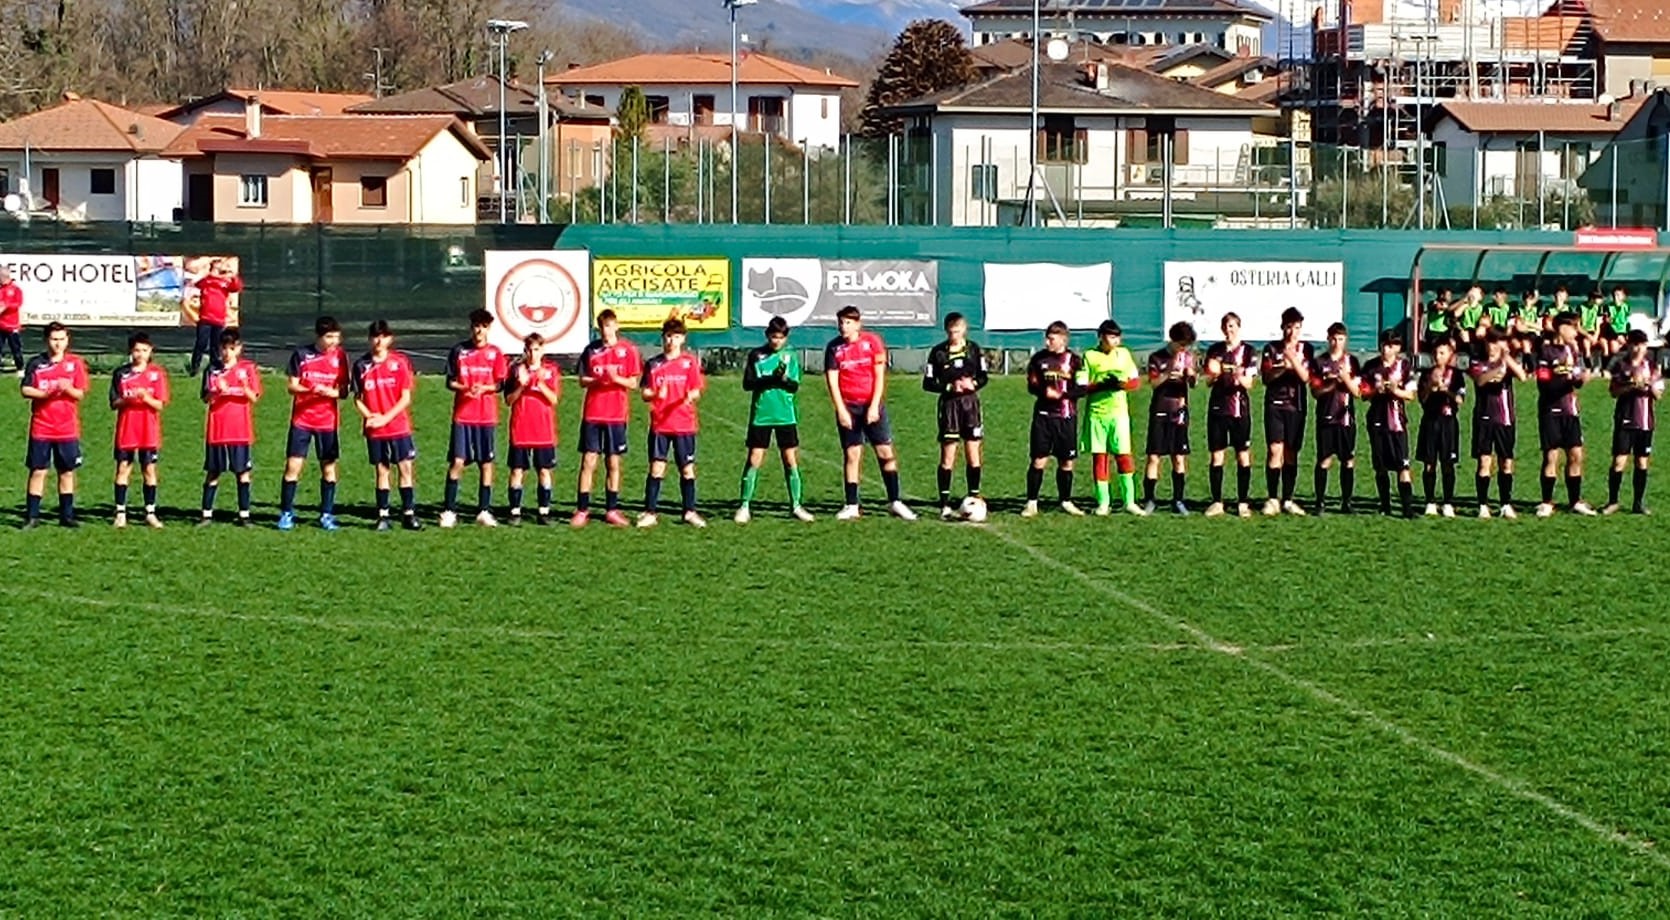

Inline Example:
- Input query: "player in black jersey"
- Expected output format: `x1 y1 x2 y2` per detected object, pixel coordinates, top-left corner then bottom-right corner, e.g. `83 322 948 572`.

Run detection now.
923 312 989 520
1468 329 1529 518
1308 322 1361 515
1142 322 1198 515
1605 329 1664 514
1359 330 1416 517
1022 321 1086 517
1416 336 1466 516
1204 312 1259 518
1260 308 1314 516
1533 312 1596 517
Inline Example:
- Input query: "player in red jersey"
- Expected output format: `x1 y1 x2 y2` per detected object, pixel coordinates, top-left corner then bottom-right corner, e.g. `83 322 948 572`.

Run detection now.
20 322 89 527
278 316 349 532
198 329 262 526
0 266 24 372
109 332 169 528
503 332 562 526
825 306 914 521
187 258 242 376
352 320 422 531
638 319 707 528
442 309 508 528
573 309 642 528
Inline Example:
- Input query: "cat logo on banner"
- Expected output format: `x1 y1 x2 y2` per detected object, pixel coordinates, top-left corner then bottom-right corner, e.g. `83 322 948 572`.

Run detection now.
741 258 937 327
483 250 591 354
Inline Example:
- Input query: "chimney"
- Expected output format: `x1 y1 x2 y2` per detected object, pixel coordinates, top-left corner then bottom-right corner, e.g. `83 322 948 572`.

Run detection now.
245 93 261 139
62 90 80 102
1096 62 1110 91
1438 0 1460 22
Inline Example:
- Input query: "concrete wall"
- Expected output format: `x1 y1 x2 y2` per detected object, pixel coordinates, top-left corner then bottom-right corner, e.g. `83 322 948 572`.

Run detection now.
0 153 163 221
555 82 842 148
213 153 304 222
128 158 183 222
408 132 484 224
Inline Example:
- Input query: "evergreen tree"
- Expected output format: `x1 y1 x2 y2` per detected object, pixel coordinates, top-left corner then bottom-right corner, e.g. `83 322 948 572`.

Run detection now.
859 19 975 139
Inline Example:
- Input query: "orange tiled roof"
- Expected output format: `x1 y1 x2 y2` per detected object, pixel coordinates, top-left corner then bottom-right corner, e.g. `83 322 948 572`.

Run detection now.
163 113 491 160
548 53 858 89
1589 0 1670 43
158 88 374 119
0 95 183 153
1435 98 1645 133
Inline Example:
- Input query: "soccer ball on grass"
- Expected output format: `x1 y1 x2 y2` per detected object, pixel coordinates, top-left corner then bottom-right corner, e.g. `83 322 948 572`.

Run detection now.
959 496 988 523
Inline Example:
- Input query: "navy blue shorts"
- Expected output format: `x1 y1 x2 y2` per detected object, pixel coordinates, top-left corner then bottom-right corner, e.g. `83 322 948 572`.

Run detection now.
367 435 417 467
114 448 160 466
649 432 698 467
579 421 629 456
26 438 82 473
449 423 497 464
510 446 558 471
286 426 341 463
838 403 893 449
204 444 253 476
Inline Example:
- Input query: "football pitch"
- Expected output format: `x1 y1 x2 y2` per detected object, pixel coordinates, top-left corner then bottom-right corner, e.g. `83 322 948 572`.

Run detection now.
2 365 1668 915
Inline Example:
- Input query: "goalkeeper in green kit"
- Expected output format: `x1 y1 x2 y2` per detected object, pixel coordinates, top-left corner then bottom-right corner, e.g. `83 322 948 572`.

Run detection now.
1078 319 1146 516
735 316 815 523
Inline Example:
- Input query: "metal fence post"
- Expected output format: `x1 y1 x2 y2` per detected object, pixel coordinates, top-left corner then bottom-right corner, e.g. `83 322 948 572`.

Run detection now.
764 139 772 225
843 134 852 225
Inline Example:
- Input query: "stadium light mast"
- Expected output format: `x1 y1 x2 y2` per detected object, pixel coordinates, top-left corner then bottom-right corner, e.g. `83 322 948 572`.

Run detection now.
488 18 530 224
537 49 554 224
724 0 757 225
1030 0 1041 228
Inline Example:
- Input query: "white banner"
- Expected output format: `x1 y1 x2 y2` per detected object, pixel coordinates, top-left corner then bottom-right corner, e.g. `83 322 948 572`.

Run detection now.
983 262 1111 331
741 258 938 327
484 250 591 354
2 254 179 326
1163 261 1344 343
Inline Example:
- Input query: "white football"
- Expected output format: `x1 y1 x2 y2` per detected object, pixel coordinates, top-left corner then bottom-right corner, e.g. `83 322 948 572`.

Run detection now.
960 496 988 523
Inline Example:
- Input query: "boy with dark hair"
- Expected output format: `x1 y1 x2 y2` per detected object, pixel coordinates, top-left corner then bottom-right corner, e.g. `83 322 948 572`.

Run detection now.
504 332 562 525
1260 307 1312 515
737 316 814 523
20 322 87 527
1534 311 1596 517
442 308 508 528
352 320 422 531
1469 329 1530 518
574 309 642 528
1143 321 1197 515
825 306 913 521
1359 330 1416 517
110 332 168 528
923 311 988 519
199 328 262 526
638 319 706 528
1204 312 1259 518
1023 321 1086 517
278 315 348 531
1416 336 1465 517
1604 328 1662 515
1078 320 1143 516
1309 322 1361 515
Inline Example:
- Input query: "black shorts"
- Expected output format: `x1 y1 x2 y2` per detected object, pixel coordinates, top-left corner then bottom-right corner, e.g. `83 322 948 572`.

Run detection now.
1206 413 1252 452
1416 416 1459 465
579 421 629 456
114 447 160 466
509 446 558 471
1265 404 1307 450
838 403 893 449
204 444 253 476
368 435 417 467
449 423 497 464
1316 423 1356 461
26 438 82 473
1613 425 1654 458
1145 412 1190 457
746 424 800 450
1538 413 1584 452
1030 416 1078 461
1472 421 1516 459
649 432 698 467
1368 428 1410 471
937 395 984 443
286 426 341 463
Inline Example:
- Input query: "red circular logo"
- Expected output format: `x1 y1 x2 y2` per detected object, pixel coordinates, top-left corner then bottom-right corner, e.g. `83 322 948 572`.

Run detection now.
494 258 583 346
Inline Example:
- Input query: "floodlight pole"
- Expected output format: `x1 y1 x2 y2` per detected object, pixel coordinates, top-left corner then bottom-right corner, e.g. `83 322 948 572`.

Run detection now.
1029 0 1041 228
725 0 756 225
487 19 529 224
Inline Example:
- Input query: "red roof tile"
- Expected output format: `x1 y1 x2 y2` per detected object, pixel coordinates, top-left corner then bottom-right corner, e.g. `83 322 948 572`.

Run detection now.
164 114 490 160
0 96 182 153
548 53 857 89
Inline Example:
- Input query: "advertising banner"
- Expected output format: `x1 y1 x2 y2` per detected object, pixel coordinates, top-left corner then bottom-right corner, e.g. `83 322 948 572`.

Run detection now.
0 253 242 327
1162 261 1344 342
741 258 937 327
484 250 592 354
983 262 1112 330
592 257 730 330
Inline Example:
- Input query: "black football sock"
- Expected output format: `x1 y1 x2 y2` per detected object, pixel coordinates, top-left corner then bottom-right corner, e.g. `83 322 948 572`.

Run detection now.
1171 471 1186 505
1281 464 1299 501
58 491 74 522
321 480 337 515
1313 465 1329 507
1398 479 1413 517
537 485 553 512
1541 475 1556 504
937 466 953 507
1476 474 1490 507
575 490 591 511
399 486 415 514
443 477 460 513
844 481 860 506
605 490 621 511
1421 467 1436 504
1266 467 1280 501
1237 465 1251 504
967 465 982 497
24 493 40 520
1209 465 1224 503
1056 469 1074 504
1375 471 1391 512
1340 466 1356 508
1142 476 1157 504
1441 465 1456 504
114 483 128 512
644 475 663 513
236 482 251 515
280 479 298 513
201 482 217 514
478 485 492 514
1565 475 1582 507
881 470 902 504
1633 467 1649 510
680 476 697 513
509 487 524 514
376 488 391 515
143 483 158 513
1498 472 1514 505
1608 469 1624 505
1026 467 1044 502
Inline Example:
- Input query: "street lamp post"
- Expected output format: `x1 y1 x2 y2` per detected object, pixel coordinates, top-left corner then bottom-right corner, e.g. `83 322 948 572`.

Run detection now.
537 49 553 224
488 18 529 224
724 0 756 225
1030 0 1041 228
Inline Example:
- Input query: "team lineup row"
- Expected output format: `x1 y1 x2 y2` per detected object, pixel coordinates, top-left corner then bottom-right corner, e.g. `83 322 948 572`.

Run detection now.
12 300 1665 530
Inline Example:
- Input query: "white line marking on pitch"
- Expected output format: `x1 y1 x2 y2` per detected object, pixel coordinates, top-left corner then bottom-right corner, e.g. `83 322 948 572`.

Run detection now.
707 408 1670 869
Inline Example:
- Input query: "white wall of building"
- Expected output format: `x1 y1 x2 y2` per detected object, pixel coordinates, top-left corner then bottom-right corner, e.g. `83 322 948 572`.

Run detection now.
1431 118 1605 213
555 82 843 148
0 152 181 221
127 158 183 222
410 130 484 224
969 14 1263 54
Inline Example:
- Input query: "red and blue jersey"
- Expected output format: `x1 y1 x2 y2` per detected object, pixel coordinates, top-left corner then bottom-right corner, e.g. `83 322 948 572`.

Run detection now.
196 273 241 325
576 338 642 424
446 341 509 426
202 358 261 446
287 344 349 432
351 351 416 440
824 331 886 405
644 351 705 435
23 352 89 440
110 362 169 450
506 358 562 448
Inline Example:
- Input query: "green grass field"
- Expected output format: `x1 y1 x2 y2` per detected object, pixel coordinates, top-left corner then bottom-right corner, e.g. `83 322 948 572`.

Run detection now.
1 358 1668 915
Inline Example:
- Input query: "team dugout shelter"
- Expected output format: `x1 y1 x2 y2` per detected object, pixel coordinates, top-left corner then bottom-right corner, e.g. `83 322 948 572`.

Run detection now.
1407 228 1670 355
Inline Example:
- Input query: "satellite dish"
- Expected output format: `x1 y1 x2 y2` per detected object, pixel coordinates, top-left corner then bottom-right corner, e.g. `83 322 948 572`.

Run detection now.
1046 38 1071 62
3 194 21 214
